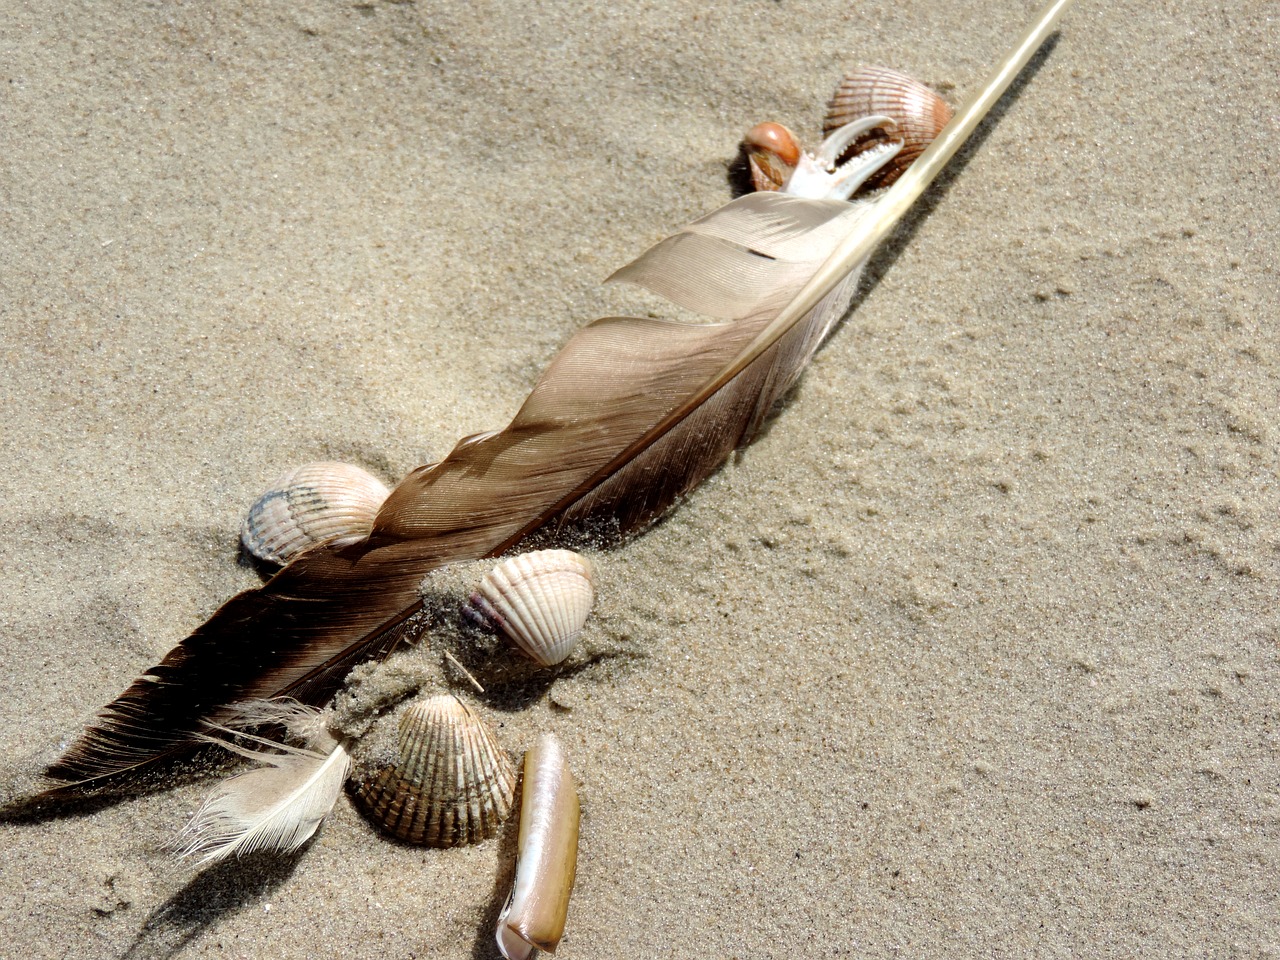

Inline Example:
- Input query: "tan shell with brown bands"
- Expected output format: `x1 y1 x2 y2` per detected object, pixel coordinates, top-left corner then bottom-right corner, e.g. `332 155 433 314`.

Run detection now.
240 461 390 566
823 66 953 190
352 695 516 847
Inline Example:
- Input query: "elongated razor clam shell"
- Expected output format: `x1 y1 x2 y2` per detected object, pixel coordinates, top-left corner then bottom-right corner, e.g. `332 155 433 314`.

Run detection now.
823 65 953 190
240 461 390 566
496 733 580 960
466 550 596 667
351 694 516 847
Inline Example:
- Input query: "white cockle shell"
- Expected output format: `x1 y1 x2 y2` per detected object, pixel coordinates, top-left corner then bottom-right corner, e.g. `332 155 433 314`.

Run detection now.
351 694 516 847
466 550 596 667
240 461 390 566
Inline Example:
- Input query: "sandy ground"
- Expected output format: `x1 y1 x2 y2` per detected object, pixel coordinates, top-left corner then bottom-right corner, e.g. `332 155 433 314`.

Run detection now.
2 1 1278 957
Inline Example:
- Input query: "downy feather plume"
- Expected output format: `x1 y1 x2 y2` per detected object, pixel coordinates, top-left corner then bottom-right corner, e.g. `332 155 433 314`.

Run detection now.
38 0 1073 802
175 700 351 864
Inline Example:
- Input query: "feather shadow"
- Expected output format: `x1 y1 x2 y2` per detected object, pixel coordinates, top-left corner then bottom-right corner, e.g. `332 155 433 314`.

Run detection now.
122 849 308 960
860 32 1063 288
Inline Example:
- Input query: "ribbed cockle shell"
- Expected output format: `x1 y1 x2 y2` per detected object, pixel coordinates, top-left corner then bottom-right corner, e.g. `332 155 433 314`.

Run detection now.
823 65 953 191
351 694 516 847
240 461 390 566
465 550 596 667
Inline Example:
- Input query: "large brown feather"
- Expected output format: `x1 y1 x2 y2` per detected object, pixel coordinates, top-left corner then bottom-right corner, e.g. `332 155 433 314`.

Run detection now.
40 194 870 798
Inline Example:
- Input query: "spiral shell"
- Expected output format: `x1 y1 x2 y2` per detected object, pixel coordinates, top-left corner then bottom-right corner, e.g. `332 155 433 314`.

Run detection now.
465 550 596 667
351 694 516 847
823 66 953 191
240 462 390 566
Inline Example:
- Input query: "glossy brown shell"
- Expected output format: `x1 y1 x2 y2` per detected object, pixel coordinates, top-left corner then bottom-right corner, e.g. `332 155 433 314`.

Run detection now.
823 66 953 191
351 695 516 847
741 122 801 192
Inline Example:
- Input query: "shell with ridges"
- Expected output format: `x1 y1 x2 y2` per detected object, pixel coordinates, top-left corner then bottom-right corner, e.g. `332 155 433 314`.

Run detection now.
240 461 390 566
351 694 516 847
823 65 953 191
466 549 595 667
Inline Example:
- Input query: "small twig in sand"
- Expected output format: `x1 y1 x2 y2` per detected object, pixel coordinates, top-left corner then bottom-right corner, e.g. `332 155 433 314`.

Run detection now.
443 650 485 694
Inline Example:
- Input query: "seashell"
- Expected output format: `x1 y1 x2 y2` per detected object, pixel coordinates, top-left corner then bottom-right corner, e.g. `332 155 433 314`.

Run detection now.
465 549 595 667
240 461 390 566
351 694 516 847
823 65 953 191
741 121 802 193
496 733 580 960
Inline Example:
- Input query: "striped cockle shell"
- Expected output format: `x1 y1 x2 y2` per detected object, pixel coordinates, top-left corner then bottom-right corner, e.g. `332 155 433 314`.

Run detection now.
823 65 953 191
465 550 596 667
240 461 390 566
351 694 516 847
741 121 802 193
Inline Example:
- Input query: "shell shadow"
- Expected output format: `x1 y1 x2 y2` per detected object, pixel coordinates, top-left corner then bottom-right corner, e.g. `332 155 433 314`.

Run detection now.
469 774 522 960
121 848 308 960
235 540 278 580
450 642 649 716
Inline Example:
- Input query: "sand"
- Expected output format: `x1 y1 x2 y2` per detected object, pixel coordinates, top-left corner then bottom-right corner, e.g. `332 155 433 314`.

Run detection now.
2 1 1277 957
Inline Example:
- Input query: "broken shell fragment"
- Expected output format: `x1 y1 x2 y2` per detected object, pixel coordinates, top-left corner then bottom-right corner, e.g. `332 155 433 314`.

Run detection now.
351 694 516 847
823 65 953 191
465 550 596 667
496 733 580 960
240 461 390 566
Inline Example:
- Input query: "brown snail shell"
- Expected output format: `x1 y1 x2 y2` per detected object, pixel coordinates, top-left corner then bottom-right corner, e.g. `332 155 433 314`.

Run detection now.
823 65 953 191
240 461 390 566
741 121 802 192
464 550 596 667
351 694 516 847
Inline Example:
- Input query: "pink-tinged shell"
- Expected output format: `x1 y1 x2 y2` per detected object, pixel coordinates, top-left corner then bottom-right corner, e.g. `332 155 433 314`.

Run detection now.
351 694 516 847
240 462 390 566
741 121 802 192
465 550 596 667
823 66 953 191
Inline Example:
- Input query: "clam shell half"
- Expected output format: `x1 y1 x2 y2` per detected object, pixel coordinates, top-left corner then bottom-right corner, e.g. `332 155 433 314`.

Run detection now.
466 550 596 667
823 65 953 191
351 694 517 847
240 461 390 566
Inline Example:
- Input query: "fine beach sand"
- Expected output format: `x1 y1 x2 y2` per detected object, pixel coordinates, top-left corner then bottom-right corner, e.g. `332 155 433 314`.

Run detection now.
2 1 1277 957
